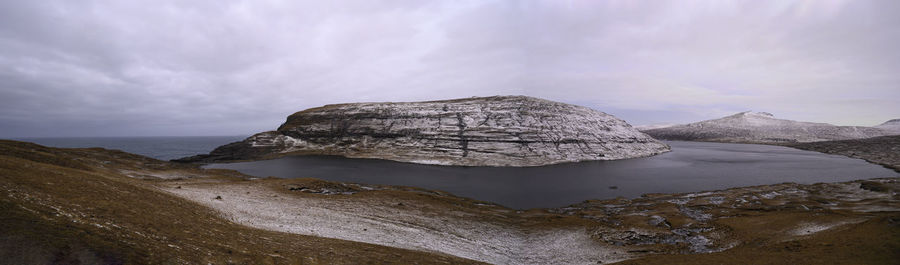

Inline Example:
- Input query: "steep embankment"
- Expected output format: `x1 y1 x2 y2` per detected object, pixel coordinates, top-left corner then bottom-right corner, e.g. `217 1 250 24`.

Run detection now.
642 111 894 144
176 96 669 166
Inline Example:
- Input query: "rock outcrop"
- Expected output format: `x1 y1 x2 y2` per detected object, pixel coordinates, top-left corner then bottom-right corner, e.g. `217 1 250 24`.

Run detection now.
177 96 670 166
642 111 893 144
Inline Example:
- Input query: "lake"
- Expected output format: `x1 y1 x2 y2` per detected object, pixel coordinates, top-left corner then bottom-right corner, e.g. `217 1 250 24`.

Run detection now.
206 141 899 209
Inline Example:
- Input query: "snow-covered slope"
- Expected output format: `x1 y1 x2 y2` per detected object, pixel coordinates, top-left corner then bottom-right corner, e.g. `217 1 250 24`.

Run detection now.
642 111 892 144
875 119 900 134
178 96 670 166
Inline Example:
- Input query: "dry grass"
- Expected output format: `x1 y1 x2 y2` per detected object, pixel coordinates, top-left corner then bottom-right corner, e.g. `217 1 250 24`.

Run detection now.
0 140 479 264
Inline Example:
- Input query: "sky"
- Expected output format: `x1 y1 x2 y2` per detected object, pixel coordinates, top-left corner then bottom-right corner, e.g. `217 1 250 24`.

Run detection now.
1 0 898 137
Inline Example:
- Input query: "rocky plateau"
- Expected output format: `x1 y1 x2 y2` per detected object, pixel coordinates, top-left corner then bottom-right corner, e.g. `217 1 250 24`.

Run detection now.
177 96 670 166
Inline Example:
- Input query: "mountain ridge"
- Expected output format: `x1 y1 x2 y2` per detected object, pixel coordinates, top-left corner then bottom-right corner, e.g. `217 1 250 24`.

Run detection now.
642 111 897 144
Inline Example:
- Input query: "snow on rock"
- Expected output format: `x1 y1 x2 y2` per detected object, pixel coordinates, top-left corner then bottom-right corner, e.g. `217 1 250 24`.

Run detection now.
642 111 895 144
875 119 900 134
176 96 670 166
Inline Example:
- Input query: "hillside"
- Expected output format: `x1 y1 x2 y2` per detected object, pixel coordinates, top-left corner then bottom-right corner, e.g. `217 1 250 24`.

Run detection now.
642 111 893 144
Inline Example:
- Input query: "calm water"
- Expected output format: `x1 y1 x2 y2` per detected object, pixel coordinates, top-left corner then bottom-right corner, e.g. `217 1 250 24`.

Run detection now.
16 136 246 161
207 141 899 209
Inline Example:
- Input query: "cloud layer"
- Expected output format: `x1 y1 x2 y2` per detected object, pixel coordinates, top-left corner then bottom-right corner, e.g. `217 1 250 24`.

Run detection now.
1 0 898 137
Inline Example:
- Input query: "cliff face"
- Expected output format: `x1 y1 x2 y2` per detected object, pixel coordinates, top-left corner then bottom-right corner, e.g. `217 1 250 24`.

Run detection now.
178 96 670 166
642 111 892 144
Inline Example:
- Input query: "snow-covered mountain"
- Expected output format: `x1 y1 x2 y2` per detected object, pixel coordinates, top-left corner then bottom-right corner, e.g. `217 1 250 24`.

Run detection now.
177 96 670 166
642 111 894 144
875 119 900 133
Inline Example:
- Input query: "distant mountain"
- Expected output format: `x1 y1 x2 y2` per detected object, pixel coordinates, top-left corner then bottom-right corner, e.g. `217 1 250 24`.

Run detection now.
176 96 670 166
642 111 893 144
634 123 677 130
875 119 900 133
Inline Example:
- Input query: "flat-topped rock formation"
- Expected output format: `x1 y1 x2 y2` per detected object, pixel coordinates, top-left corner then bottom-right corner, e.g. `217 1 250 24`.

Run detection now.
642 111 895 144
177 96 670 166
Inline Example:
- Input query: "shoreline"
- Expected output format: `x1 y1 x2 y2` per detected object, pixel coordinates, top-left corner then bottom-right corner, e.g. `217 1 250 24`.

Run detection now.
2 139 898 264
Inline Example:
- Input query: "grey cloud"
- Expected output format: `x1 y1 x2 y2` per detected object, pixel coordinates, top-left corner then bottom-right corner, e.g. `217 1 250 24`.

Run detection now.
1 0 898 137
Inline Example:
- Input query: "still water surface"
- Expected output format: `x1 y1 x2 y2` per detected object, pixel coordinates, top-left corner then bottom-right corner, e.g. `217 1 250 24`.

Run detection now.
206 141 898 209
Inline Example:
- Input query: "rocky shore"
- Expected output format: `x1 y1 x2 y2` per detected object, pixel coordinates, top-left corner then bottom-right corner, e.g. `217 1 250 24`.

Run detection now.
177 96 670 166
2 140 897 264
790 135 900 172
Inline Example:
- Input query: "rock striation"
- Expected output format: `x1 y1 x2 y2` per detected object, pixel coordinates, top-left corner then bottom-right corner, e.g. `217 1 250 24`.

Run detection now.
642 111 895 144
177 96 670 166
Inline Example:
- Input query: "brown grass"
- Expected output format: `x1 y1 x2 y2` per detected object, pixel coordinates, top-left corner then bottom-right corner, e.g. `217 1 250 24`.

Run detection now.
0 140 480 264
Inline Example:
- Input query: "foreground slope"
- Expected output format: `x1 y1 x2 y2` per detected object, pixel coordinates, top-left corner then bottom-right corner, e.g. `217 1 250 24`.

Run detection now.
177 96 670 166
2 140 898 264
0 140 476 264
643 111 894 144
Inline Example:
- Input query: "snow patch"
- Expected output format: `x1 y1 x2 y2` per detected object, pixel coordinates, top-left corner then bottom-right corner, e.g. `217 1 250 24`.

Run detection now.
162 184 627 265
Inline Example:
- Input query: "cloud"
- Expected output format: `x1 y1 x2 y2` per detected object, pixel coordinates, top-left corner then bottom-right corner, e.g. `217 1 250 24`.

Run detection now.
1 0 898 137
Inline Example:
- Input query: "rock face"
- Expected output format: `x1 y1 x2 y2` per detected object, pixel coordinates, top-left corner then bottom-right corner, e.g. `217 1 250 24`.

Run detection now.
642 111 893 144
178 96 670 166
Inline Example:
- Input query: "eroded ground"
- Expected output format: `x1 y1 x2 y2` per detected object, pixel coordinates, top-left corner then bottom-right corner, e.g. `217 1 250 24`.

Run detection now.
1 140 898 264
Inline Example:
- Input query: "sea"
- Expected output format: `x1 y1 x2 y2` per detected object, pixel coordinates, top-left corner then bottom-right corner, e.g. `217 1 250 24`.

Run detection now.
14 136 246 161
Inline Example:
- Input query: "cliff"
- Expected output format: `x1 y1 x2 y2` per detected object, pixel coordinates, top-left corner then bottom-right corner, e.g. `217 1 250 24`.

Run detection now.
176 96 670 166
642 111 893 144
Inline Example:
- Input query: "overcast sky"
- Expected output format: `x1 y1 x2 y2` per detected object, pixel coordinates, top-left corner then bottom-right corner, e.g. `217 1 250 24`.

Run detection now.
1 0 898 137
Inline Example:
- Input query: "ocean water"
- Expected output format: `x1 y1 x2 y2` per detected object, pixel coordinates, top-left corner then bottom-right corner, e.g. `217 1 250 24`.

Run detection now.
16 136 246 161
207 141 899 209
